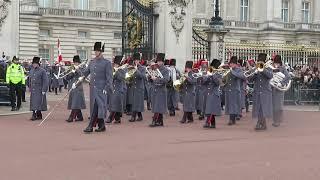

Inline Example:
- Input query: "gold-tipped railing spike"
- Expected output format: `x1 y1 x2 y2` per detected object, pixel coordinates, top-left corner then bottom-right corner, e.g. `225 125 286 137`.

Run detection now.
137 0 153 7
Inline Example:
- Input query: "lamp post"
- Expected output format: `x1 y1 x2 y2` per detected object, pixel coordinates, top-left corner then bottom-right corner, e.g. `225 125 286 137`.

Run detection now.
209 0 224 28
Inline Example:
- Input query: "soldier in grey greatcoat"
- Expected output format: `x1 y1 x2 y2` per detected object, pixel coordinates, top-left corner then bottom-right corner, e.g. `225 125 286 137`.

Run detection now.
127 53 146 122
180 61 197 124
107 55 126 124
149 53 170 127
224 56 247 126
28 57 49 121
51 65 60 95
248 53 273 131
82 42 113 133
65 55 86 123
236 59 247 120
167 59 180 116
196 61 209 120
202 59 222 129
271 55 291 127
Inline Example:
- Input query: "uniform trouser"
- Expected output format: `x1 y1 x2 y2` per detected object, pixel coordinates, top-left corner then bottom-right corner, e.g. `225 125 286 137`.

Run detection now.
258 105 265 122
89 101 105 128
9 82 22 108
21 84 26 101
167 89 175 112
229 114 236 121
273 110 282 124
245 94 250 112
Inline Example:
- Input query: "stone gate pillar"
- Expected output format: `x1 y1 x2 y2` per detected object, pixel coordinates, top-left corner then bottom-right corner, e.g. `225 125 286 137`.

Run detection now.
154 0 193 70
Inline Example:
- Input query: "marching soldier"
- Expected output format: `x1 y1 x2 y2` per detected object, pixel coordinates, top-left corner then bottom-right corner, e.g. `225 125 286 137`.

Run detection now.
237 59 247 120
6 56 25 111
167 59 180 116
272 55 291 127
248 53 273 131
224 56 246 126
142 59 152 110
149 53 170 127
65 55 86 122
180 61 197 124
196 61 209 120
28 57 49 120
203 59 222 128
125 57 133 116
82 42 113 133
107 55 126 124
128 53 146 122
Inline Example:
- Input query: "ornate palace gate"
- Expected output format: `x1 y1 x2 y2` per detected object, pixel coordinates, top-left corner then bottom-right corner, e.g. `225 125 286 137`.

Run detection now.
192 28 210 61
122 0 154 59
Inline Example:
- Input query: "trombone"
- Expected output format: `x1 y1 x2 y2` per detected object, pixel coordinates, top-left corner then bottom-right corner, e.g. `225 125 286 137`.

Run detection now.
57 59 89 79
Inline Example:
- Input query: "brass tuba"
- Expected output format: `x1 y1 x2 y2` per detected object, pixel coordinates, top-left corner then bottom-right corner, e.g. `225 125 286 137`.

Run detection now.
173 73 187 92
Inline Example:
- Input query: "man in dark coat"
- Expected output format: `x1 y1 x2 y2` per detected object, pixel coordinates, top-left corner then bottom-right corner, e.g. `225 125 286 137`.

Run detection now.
248 53 273 131
127 53 146 122
149 53 170 127
271 55 291 127
203 59 222 128
107 55 126 124
82 42 113 133
180 61 197 124
65 55 86 122
224 56 246 126
167 59 180 116
28 57 49 120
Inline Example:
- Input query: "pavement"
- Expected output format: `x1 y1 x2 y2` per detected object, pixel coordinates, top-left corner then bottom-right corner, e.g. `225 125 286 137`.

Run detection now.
1 89 320 180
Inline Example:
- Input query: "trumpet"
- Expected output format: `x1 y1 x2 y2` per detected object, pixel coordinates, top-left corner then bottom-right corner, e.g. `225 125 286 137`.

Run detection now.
113 63 128 76
58 59 89 79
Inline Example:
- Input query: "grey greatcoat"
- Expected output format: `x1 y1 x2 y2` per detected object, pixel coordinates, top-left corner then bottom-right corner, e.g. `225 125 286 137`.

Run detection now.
29 67 49 111
126 83 134 106
167 67 180 110
195 78 205 112
109 68 126 112
202 74 222 116
182 71 197 112
240 79 246 109
131 65 146 112
272 67 290 112
151 65 170 114
66 69 86 110
249 67 273 119
83 57 113 119
224 67 246 115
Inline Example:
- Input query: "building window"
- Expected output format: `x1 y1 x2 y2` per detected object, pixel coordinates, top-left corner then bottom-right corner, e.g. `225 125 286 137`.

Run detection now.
38 0 53 7
114 0 122 12
77 49 87 60
39 48 50 61
302 2 310 23
40 29 50 37
76 0 89 10
113 32 122 39
281 0 289 22
78 31 88 38
240 0 249 22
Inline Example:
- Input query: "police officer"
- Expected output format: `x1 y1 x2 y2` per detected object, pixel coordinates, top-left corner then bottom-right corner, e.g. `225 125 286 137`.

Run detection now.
107 55 126 124
272 55 291 127
66 55 86 122
149 53 170 127
202 59 222 128
180 61 197 124
224 56 246 126
128 53 146 122
82 42 113 133
6 56 25 111
167 59 180 116
28 57 49 120
248 53 273 131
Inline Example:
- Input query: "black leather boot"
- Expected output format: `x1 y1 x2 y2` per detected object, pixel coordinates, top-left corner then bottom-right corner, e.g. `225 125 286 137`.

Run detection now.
66 110 74 123
210 115 216 128
136 112 143 121
30 111 37 121
157 114 164 126
129 112 136 122
75 110 84 121
114 112 121 124
203 116 211 129
180 112 187 123
186 112 194 123
147 102 151 110
84 117 95 133
36 111 42 120
169 110 175 116
95 119 106 132
149 114 159 127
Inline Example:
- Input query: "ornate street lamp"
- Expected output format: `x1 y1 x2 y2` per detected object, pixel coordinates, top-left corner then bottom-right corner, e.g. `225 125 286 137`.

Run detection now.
209 0 224 28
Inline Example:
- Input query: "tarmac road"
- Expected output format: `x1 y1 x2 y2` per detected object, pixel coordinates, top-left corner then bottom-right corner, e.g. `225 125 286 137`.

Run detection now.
0 88 320 180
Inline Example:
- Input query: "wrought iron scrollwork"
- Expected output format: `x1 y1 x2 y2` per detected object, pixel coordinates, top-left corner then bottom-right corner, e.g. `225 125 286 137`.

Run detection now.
0 0 11 24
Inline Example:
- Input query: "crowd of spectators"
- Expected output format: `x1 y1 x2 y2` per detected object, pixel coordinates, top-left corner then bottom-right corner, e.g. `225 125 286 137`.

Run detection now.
291 64 320 89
